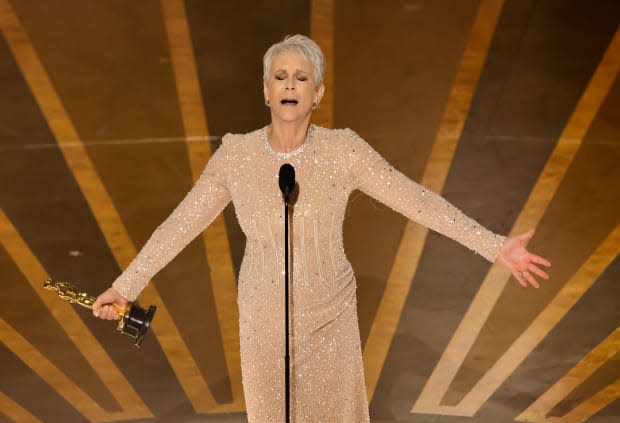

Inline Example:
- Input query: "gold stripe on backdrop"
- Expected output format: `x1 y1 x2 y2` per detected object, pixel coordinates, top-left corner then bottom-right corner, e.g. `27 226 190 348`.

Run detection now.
311 0 334 128
160 0 244 412
413 28 620 417
0 209 151 421
0 391 43 423
0 0 221 412
517 322 620 422
362 0 506 403
565 378 620 423
0 318 140 422
467 225 620 419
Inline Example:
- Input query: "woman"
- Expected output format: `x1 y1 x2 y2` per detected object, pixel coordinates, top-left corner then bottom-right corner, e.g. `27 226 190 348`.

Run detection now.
93 35 550 421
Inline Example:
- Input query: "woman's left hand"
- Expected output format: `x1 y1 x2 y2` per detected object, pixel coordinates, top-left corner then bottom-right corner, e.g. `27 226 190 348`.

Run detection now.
496 228 551 288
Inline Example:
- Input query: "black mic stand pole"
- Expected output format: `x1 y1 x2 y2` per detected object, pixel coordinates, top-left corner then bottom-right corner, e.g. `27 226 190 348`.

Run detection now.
279 163 294 422
284 188 291 423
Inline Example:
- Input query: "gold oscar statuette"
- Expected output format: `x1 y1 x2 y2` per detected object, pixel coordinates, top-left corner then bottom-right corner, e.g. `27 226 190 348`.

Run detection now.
43 278 156 347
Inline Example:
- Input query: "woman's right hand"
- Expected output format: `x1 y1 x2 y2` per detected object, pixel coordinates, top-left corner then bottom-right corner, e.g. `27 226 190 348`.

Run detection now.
92 287 129 320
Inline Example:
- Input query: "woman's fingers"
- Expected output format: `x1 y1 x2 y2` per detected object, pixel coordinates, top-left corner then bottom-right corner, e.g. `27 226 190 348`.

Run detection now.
523 271 540 288
528 263 549 280
102 305 121 320
92 288 128 319
531 254 551 267
99 305 110 319
92 296 105 317
513 266 545 288
98 305 120 320
515 270 538 288
514 271 528 288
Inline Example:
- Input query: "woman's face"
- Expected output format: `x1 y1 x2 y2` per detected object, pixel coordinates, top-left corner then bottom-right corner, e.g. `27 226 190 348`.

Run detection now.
264 50 324 122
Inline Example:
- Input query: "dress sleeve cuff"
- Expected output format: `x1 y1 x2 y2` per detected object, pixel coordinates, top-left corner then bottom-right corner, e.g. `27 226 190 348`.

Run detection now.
481 233 506 263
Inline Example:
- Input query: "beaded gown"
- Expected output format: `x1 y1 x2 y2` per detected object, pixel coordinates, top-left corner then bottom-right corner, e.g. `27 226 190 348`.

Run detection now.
112 125 505 422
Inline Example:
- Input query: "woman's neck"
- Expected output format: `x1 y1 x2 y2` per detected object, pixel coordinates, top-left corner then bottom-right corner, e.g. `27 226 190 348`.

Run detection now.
267 117 312 153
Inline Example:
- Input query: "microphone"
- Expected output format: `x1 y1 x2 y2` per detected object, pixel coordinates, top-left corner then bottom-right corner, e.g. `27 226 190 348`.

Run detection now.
278 163 295 202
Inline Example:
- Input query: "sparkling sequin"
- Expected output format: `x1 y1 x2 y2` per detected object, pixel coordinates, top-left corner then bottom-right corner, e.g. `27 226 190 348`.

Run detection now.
112 126 505 422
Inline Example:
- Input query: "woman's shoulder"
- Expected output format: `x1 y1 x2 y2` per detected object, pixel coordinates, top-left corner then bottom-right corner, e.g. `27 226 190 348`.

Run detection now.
218 128 263 156
221 127 262 146
313 125 360 139
311 126 364 150
312 126 368 154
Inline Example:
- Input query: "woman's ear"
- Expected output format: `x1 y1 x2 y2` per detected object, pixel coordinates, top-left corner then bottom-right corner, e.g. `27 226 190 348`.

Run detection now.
263 81 270 102
315 83 325 104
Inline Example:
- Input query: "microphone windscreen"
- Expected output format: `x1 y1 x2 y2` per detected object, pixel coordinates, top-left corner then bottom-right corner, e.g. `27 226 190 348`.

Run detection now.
278 164 295 196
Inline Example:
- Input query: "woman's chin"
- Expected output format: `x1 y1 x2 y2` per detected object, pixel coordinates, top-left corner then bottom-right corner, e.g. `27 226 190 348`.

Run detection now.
272 109 312 122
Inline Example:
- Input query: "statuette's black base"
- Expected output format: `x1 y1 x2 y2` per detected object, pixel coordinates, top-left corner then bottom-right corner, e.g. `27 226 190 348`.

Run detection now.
117 304 157 347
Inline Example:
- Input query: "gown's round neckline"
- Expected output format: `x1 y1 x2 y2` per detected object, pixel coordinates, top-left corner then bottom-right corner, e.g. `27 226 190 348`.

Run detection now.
261 124 315 159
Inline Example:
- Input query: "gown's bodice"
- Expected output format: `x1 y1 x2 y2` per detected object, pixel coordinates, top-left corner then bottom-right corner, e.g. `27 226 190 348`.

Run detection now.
228 125 353 294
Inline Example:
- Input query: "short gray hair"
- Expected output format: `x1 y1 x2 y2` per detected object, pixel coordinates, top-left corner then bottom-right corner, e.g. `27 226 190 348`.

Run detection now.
263 34 325 87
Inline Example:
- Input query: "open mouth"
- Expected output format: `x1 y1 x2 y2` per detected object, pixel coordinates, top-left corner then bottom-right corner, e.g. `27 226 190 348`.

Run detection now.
280 99 298 105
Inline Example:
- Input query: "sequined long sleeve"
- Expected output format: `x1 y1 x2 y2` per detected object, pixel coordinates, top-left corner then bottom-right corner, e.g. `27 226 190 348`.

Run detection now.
111 138 232 301
345 129 505 262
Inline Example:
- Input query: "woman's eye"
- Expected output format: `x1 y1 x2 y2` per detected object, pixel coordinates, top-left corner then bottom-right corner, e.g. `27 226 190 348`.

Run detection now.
297 77 307 81
275 76 285 80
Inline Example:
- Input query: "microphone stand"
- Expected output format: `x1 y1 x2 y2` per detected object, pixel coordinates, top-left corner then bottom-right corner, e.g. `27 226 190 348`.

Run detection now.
279 163 294 422
284 188 291 423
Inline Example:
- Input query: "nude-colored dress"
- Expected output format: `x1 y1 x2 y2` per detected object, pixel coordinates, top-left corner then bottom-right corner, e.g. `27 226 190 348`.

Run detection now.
112 126 505 422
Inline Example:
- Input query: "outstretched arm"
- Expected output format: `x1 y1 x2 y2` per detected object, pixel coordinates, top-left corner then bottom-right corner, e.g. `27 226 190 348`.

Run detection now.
93 139 232 319
345 130 550 286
